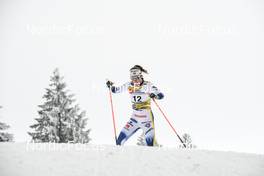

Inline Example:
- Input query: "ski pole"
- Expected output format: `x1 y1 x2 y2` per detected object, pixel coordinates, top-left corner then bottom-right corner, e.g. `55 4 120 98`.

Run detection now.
108 88 117 144
152 99 186 148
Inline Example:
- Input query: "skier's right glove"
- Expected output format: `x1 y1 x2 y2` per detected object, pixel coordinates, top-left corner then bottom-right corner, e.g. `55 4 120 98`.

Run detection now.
106 80 114 88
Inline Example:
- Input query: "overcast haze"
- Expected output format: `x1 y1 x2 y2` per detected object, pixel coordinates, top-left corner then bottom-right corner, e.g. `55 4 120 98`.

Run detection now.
1 0 264 154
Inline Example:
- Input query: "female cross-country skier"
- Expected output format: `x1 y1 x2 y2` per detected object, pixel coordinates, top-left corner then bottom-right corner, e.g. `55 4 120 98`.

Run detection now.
106 65 164 146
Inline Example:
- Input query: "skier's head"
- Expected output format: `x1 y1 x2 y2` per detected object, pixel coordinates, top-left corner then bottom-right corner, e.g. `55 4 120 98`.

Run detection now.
130 65 148 83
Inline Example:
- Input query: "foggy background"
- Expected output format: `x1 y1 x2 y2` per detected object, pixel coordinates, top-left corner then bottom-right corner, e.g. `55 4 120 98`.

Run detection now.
0 0 264 154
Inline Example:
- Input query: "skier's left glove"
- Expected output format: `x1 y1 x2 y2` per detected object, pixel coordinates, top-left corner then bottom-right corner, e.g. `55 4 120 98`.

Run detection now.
149 93 156 98
150 93 164 99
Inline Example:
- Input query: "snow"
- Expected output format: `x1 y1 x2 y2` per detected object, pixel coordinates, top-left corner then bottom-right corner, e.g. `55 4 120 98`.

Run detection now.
0 143 263 176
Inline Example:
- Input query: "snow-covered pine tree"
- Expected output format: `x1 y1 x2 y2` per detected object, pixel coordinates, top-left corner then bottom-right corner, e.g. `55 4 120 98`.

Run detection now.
28 68 91 143
137 131 162 147
0 106 14 142
182 133 196 149
137 132 146 146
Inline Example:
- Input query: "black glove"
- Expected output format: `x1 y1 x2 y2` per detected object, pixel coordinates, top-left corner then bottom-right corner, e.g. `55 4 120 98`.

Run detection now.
149 93 156 98
106 80 114 88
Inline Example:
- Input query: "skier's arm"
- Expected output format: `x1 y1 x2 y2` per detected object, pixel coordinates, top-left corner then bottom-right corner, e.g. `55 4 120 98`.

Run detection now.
149 83 164 100
106 81 129 94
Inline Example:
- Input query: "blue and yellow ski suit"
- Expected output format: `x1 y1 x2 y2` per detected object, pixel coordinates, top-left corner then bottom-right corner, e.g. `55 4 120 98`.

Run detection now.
111 80 164 146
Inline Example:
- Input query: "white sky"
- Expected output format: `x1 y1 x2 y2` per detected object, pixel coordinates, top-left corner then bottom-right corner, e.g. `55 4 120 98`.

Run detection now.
1 0 264 154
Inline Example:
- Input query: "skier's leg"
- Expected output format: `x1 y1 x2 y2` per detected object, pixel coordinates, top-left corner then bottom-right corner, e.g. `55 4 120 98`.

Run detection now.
142 110 155 146
116 118 140 145
145 127 154 146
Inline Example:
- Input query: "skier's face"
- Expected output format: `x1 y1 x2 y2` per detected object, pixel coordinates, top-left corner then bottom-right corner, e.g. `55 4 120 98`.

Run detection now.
130 69 142 83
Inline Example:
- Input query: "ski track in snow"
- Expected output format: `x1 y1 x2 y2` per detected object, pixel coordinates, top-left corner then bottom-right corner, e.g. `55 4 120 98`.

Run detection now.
0 143 264 176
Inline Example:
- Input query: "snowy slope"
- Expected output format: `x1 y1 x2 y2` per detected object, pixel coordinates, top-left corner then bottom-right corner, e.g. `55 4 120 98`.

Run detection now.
0 143 263 176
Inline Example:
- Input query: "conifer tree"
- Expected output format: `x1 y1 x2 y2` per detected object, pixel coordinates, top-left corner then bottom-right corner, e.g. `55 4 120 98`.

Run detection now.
28 69 91 143
136 132 146 146
182 133 196 149
0 106 14 142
